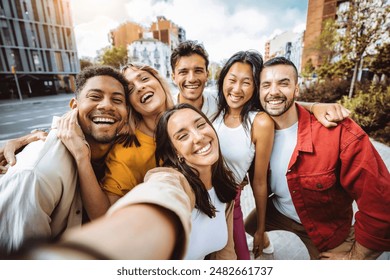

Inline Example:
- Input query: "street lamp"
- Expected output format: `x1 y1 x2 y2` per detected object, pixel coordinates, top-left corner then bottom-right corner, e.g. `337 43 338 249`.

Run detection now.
11 65 23 101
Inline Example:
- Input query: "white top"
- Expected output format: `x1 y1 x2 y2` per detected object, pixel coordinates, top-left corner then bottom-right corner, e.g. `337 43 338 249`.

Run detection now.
0 117 82 253
172 88 219 121
213 111 257 183
184 187 227 260
270 121 301 223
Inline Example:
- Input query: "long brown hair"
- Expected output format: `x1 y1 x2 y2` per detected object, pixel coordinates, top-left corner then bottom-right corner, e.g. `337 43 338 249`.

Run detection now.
155 103 237 218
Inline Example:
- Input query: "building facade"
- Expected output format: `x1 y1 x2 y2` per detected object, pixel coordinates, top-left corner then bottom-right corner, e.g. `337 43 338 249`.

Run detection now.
110 16 185 52
109 21 145 49
127 35 171 79
301 0 341 69
0 0 79 99
264 30 304 72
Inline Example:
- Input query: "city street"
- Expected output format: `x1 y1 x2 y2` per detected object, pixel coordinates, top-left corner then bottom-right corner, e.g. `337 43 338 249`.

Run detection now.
0 94 72 144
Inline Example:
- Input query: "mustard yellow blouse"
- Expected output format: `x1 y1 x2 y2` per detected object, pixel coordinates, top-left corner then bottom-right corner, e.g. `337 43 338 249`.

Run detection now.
101 129 156 196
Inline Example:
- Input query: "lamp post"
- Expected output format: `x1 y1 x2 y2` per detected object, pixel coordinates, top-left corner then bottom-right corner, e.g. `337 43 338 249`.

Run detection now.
11 66 23 101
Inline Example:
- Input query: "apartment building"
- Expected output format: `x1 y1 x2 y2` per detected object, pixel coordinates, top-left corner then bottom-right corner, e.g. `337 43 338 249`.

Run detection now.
0 0 79 99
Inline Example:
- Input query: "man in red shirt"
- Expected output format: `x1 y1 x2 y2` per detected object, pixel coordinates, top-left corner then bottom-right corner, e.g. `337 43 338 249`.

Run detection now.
246 56 390 259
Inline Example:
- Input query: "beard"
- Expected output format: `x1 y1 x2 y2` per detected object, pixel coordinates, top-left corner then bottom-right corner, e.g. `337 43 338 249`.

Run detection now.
262 96 295 117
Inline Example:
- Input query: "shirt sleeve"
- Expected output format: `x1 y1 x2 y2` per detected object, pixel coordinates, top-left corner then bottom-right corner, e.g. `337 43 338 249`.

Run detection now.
0 170 54 253
339 125 390 251
107 167 195 259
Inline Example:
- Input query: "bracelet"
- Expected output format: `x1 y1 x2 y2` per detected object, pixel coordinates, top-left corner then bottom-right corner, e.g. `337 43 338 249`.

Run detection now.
309 102 319 114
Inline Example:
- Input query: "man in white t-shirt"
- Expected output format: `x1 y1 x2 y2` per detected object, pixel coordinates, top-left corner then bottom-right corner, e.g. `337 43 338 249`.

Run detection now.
170 40 218 120
246 56 390 260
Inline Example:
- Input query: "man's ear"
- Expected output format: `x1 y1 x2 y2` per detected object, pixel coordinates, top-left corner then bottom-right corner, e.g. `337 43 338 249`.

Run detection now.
69 98 77 109
294 84 300 98
171 72 176 85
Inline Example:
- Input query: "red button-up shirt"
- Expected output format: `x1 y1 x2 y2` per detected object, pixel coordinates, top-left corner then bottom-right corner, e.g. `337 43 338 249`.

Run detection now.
286 104 390 252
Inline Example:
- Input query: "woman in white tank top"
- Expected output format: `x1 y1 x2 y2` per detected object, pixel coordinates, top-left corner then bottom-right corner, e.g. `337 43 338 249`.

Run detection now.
155 103 238 259
212 51 274 259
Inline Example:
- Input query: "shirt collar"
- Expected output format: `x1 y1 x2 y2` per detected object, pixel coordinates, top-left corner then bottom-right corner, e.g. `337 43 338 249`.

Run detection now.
296 103 314 153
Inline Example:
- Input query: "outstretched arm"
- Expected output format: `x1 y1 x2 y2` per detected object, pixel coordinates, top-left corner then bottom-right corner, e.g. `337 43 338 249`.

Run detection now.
298 101 350 127
0 130 47 171
59 203 180 259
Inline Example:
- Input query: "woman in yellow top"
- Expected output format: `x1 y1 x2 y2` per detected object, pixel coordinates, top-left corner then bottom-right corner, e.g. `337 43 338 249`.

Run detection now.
57 63 174 220
101 64 174 198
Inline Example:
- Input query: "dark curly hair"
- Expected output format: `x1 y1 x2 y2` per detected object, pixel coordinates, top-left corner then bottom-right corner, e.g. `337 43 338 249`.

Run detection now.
75 65 130 105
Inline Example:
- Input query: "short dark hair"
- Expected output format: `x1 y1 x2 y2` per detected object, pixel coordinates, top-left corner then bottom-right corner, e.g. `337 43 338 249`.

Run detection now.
170 40 209 72
75 65 130 102
155 103 237 218
263 57 298 84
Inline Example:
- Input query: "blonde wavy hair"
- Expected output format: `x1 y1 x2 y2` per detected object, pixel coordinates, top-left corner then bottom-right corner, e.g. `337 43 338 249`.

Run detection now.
118 63 174 147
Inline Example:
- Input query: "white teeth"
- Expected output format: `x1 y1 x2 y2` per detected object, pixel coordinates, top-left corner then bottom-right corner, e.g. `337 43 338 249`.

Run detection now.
196 143 211 154
92 117 115 123
229 95 242 102
185 85 199 89
141 93 154 103
268 100 283 105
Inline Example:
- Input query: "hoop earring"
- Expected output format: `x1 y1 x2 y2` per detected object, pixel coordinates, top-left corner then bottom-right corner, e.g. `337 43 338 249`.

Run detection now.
177 155 184 163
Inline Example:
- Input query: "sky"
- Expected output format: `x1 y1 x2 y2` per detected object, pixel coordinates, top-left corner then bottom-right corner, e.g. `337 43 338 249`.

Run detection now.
69 0 308 63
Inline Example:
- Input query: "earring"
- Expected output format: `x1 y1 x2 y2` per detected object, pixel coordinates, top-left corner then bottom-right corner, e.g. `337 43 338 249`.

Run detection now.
177 155 184 163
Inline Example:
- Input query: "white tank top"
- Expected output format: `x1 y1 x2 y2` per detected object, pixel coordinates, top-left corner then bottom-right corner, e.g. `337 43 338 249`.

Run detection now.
184 187 227 260
270 122 301 223
213 111 257 183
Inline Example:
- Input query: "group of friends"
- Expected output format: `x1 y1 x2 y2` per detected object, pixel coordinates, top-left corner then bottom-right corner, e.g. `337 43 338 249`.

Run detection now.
0 40 389 260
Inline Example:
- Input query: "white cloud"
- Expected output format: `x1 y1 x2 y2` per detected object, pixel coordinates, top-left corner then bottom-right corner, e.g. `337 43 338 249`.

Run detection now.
74 16 119 58
70 0 307 62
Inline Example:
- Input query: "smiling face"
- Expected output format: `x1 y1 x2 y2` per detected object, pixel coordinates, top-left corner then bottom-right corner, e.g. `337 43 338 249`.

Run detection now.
222 62 255 112
172 54 209 103
73 75 128 144
259 64 299 117
167 108 219 173
124 67 167 117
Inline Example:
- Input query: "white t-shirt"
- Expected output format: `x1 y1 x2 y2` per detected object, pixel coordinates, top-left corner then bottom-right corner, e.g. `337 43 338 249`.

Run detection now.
172 88 218 121
184 187 227 260
213 111 257 183
270 122 301 223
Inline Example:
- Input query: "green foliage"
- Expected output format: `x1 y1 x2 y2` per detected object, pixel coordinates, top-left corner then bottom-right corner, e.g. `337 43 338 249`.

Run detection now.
97 46 128 69
340 84 390 145
301 58 315 78
368 43 390 77
298 78 350 103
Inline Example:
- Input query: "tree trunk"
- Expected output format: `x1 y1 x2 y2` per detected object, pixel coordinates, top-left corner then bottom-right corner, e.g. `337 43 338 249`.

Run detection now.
348 60 359 99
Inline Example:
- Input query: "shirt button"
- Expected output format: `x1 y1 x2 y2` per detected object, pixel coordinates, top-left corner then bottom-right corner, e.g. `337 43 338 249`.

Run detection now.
76 210 81 215
316 183 323 189
292 190 296 194
287 169 291 173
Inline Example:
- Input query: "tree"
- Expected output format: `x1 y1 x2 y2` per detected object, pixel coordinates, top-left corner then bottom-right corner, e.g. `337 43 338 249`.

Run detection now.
337 0 389 98
96 46 128 69
369 43 390 79
79 56 94 70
